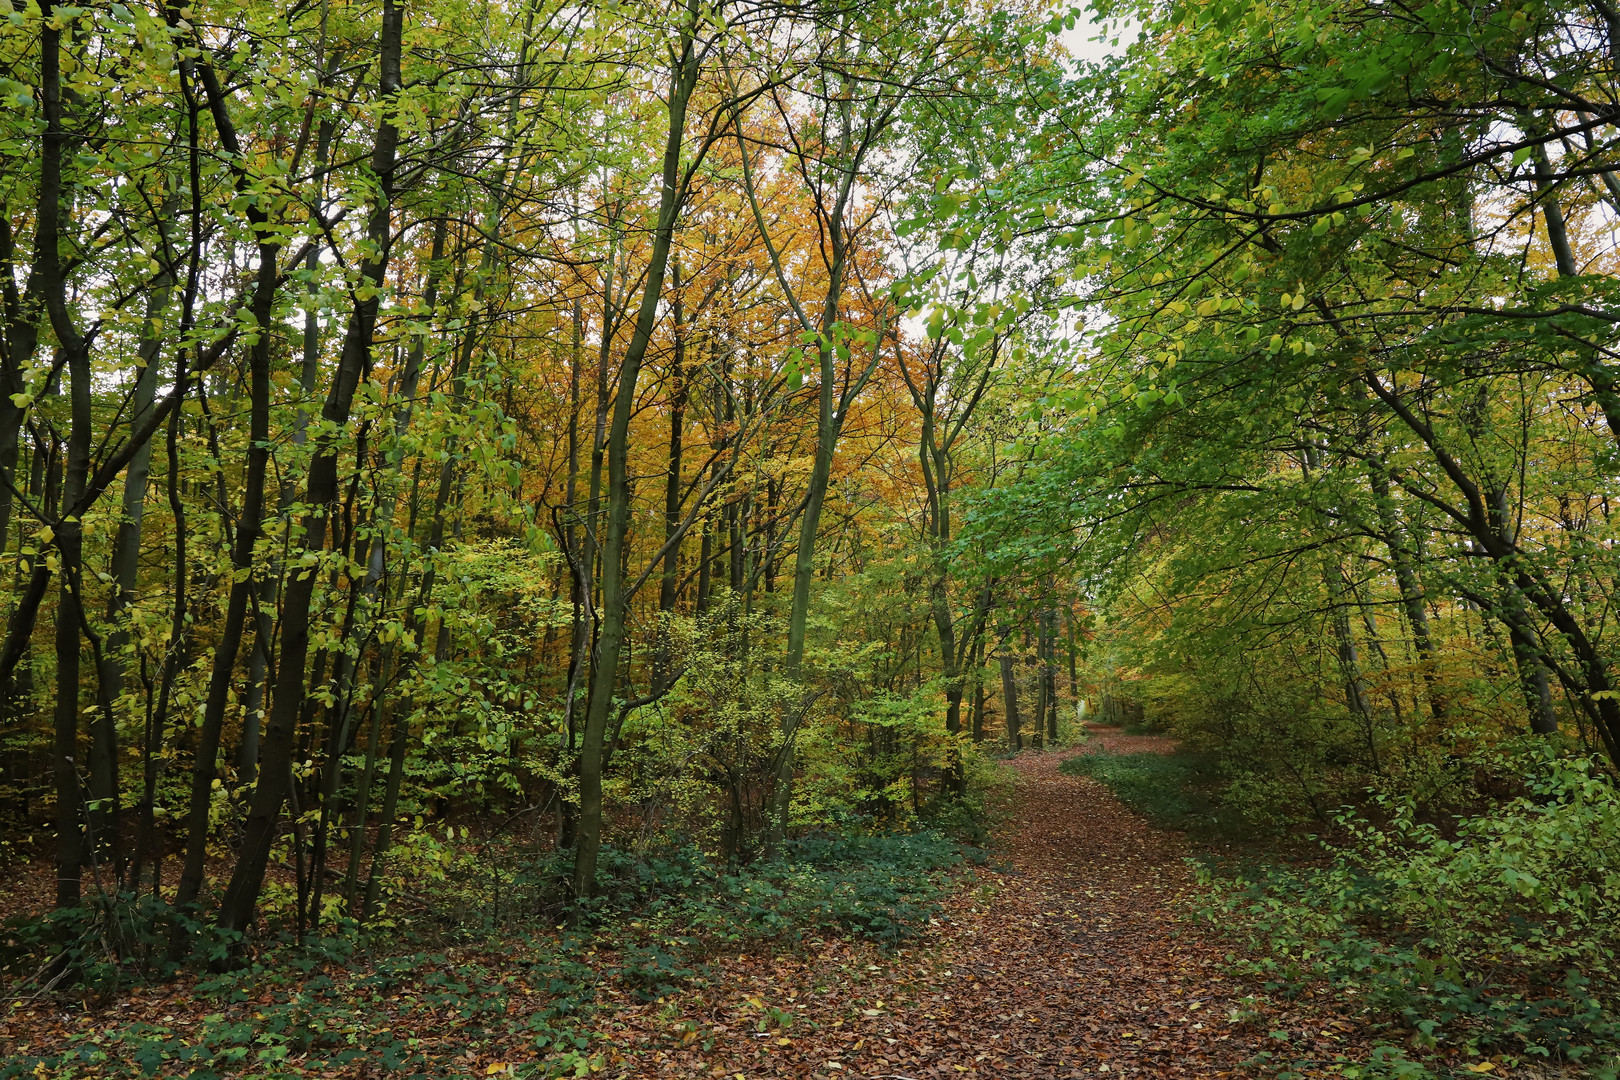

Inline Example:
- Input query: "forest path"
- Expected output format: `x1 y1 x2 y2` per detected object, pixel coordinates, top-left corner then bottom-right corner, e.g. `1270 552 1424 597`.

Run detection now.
620 727 1356 1078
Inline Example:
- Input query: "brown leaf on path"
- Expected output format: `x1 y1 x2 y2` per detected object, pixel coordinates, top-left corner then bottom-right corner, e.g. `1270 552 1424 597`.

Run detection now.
583 725 1363 1079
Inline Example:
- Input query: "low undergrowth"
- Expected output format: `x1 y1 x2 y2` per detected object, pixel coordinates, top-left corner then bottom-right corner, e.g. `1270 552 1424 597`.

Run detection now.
1057 749 1244 836
1204 749 1620 1078
1 829 973 1079
1065 741 1620 1077
8 945 603 1080
584 830 974 955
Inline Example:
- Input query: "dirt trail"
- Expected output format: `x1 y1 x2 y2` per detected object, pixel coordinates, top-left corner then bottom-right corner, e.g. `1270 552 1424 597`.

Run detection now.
621 727 1354 1078
904 734 1276 1077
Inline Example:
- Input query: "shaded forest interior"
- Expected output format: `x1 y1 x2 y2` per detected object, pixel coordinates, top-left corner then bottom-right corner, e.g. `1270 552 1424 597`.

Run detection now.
4 0 1620 1075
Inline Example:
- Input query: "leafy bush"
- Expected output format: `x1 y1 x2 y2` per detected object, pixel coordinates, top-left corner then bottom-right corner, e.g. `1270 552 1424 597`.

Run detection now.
587 830 969 950
1 889 185 999
917 791 997 845
1195 746 1620 1070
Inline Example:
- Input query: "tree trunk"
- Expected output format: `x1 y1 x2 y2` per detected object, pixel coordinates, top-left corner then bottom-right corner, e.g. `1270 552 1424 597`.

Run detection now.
654 259 687 694
574 30 700 901
339 215 448 914
216 1 403 935
1367 463 1443 719
1044 606 1059 743
243 220 333 784
999 652 1021 751
1065 608 1078 698
1325 562 1378 770
172 58 285 925
41 21 95 909
95 200 178 877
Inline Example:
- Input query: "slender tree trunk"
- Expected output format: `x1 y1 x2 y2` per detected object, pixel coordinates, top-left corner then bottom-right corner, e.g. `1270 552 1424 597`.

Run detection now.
244 216 333 785
133 373 189 898
237 574 276 782
559 299 584 850
1367 463 1443 719
95 198 178 877
1519 115 1620 445
567 246 615 850
1029 646 1044 751
969 633 986 743
1064 607 1078 701
359 699 409 919
364 102 531 904
574 30 700 901
1485 480 1560 738
340 216 448 913
0 216 39 565
751 70 888 852
172 151 280 922
1043 605 1058 743
133 90 205 895
216 2 403 935
654 260 687 694
40 21 97 909
1527 119 1579 279
1325 562 1378 770
4 431 50 728
917 394 966 793
696 505 713 613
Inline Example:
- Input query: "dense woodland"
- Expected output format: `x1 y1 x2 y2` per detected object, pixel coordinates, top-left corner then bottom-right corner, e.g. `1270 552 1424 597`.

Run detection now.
2 0 1620 1073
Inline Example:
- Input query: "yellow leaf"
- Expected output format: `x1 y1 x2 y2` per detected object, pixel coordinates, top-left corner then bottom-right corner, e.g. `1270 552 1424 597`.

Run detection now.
485 1065 508 1075
1465 1065 1495 1074
777 1038 792 1046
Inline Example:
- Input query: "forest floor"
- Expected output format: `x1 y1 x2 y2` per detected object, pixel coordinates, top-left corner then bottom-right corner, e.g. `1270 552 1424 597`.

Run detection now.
595 724 1369 1079
3 726 1381 1079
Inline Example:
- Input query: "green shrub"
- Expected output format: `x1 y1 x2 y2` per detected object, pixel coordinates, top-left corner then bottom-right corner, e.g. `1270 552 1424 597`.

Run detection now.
0 888 185 999
600 830 969 950
1196 746 1620 1070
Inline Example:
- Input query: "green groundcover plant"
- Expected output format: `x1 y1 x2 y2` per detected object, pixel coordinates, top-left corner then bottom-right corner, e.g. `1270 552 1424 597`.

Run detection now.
2 829 977 1080
1194 746 1620 1075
